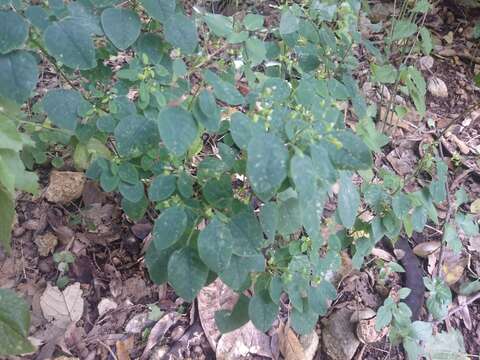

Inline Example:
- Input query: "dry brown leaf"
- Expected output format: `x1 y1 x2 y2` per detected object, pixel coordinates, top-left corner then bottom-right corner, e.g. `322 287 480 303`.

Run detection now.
116 336 134 360
45 171 86 204
197 278 239 350
371 248 394 262
428 77 449 98
141 312 180 360
321 308 360 360
413 241 441 257
35 232 58 256
456 295 472 330
470 199 480 214
97 298 118 317
441 250 467 286
356 318 387 344
278 322 306 360
40 282 84 327
216 321 273 359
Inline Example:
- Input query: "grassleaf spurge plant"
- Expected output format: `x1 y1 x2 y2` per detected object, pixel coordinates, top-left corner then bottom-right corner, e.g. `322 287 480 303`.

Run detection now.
0 0 478 357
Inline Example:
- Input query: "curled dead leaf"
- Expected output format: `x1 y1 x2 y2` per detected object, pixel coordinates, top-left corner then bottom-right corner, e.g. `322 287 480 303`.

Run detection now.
35 232 58 256
356 318 387 344
45 171 86 204
441 250 467 286
40 282 84 328
278 322 306 360
428 77 448 98
216 321 273 360
413 241 441 257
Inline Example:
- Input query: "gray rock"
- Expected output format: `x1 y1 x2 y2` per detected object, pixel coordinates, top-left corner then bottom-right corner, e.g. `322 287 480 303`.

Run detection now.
321 308 360 360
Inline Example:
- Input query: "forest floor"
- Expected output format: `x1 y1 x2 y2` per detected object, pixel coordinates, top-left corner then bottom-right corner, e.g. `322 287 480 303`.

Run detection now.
2 1 480 359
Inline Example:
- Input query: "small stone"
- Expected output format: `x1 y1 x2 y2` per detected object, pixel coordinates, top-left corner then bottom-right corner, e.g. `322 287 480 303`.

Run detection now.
419 56 434 70
350 308 376 323
170 326 186 341
38 259 53 273
125 313 149 334
24 219 41 231
97 298 118 317
356 318 388 344
322 308 360 360
35 232 58 256
45 171 86 204
299 330 320 360
428 77 448 98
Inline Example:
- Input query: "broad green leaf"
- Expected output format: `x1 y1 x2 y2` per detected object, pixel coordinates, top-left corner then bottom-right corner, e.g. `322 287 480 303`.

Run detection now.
0 51 38 104
117 162 138 184
203 70 244 106
219 254 265 291
202 174 232 208
424 330 467 360
230 112 262 150
259 202 279 244
119 181 144 202
114 115 160 157
230 210 263 256
247 133 288 201
443 223 461 254
245 37 266 66
121 195 148 220
177 171 194 198
391 20 418 42
279 9 299 36
310 143 337 184
101 8 140 50
198 217 233 273
338 172 359 229
262 78 291 102
215 294 250 333
291 301 318 335
0 11 28 54
43 89 88 131
459 280 480 296
375 304 392 330
0 289 34 356
193 90 221 132
248 290 278 332
0 150 37 195
327 78 349 100
419 27 432 55
269 276 283 303
326 131 372 170
100 170 119 192
371 64 397 84
308 280 336 315
145 241 178 284
0 185 14 252
243 14 264 31
164 14 198 54
157 107 197 157
168 247 208 302
134 33 165 64
204 14 233 37
67 2 103 36
153 206 188 250
392 192 411 220
25 5 50 31
44 18 96 70
455 213 478 236
148 174 176 202
277 197 302 236
140 0 175 23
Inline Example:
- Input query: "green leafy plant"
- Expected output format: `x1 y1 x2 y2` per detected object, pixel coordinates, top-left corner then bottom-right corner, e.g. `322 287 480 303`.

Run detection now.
0 0 478 356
